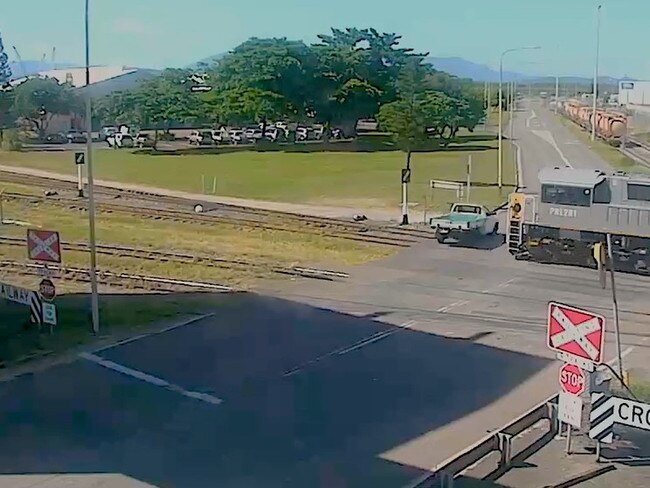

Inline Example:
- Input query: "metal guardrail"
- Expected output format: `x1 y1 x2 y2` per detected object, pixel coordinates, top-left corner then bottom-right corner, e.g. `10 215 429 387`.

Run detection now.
405 394 559 488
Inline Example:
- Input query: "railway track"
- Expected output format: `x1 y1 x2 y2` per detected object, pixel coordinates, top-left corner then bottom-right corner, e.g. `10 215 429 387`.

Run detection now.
0 170 437 242
0 236 349 281
0 190 417 247
0 260 234 293
624 136 650 167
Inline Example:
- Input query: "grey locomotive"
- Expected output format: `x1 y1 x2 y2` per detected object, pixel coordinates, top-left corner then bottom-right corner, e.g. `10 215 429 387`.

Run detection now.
506 167 650 274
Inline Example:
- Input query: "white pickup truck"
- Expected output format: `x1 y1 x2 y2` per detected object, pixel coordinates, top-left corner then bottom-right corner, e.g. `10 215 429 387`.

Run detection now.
429 203 499 243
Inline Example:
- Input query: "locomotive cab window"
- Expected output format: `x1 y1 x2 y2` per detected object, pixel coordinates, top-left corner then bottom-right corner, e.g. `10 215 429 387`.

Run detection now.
541 184 592 207
627 183 650 201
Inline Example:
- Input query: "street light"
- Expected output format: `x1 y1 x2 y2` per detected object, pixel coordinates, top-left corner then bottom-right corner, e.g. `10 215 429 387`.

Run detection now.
84 0 100 333
591 5 602 142
498 46 541 188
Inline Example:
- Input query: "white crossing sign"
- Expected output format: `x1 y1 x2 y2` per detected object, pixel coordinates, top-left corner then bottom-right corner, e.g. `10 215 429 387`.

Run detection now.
0 282 43 325
42 302 57 326
559 391 583 428
589 393 650 444
547 302 605 367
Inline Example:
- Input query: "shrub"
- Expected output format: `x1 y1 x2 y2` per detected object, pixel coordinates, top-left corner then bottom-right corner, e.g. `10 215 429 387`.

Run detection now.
0 129 23 151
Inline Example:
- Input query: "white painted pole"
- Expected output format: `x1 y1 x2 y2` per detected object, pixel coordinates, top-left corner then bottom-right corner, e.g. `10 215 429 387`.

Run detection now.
591 5 602 142
401 182 408 225
85 0 100 333
77 164 84 197
498 58 504 189
467 155 472 202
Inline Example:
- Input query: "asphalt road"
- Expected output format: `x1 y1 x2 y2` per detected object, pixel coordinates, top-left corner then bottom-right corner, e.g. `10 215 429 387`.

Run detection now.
514 99 611 192
0 104 649 487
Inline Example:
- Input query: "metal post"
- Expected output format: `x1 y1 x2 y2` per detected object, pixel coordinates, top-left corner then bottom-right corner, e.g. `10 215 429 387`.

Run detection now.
596 440 602 462
85 0 100 334
591 5 602 142
201 174 205 194
487 82 491 126
606 233 623 378
467 155 472 202
401 182 408 224
498 58 503 189
212 176 217 194
566 424 572 454
509 81 515 140
0 190 4 224
555 76 560 114
77 164 84 197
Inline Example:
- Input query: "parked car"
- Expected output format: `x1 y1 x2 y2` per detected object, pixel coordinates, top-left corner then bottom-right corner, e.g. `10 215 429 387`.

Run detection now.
245 127 264 141
229 129 246 144
45 133 68 144
66 130 87 143
106 133 135 148
135 133 155 148
100 126 117 141
264 127 284 142
295 127 309 141
188 130 214 146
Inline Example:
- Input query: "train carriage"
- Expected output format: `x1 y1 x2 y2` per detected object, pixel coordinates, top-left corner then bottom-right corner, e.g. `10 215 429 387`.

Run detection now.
507 167 650 274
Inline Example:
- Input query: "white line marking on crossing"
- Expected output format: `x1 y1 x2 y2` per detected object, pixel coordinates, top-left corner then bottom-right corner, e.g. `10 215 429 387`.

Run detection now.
437 300 469 313
526 110 537 128
79 352 223 406
283 320 416 376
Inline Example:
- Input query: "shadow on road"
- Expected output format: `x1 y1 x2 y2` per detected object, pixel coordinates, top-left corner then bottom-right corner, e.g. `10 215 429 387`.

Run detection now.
0 290 550 487
448 233 506 251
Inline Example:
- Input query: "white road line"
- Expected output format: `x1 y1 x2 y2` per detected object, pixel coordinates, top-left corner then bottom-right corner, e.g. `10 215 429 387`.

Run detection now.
605 346 634 366
526 110 537 128
283 320 416 376
436 300 468 313
337 320 417 355
79 352 223 406
548 134 573 168
481 277 519 294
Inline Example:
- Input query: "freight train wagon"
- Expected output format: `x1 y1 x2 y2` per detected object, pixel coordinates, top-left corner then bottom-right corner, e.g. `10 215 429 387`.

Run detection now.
507 167 650 274
560 100 627 146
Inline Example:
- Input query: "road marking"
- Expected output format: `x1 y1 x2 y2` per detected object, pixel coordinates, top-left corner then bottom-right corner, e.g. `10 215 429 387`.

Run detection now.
436 300 468 313
283 320 416 376
532 129 573 168
337 320 417 355
605 346 634 366
79 352 223 406
481 277 518 294
526 110 537 128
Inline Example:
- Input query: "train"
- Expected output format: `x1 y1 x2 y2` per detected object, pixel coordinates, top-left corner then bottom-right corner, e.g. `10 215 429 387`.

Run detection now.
506 167 650 275
559 100 627 146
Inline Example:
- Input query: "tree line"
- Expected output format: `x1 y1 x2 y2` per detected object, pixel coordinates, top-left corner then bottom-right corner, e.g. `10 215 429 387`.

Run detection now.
1 28 487 148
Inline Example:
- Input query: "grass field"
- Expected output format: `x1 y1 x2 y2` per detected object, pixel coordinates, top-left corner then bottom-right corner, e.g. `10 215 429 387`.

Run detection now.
0 183 393 365
0 136 517 213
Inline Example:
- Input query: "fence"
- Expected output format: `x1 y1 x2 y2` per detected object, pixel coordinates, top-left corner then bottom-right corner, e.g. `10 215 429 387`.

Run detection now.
405 394 559 488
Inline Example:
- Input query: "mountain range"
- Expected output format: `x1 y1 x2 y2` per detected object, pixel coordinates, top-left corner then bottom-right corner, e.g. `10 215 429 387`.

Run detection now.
11 56 626 86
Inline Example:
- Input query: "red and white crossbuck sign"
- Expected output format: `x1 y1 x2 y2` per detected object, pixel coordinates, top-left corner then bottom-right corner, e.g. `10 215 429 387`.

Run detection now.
27 229 61 263
547 302 605 364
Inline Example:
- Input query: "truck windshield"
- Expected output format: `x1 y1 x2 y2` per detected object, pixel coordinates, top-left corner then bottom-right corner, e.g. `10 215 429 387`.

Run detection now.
454 205 481 214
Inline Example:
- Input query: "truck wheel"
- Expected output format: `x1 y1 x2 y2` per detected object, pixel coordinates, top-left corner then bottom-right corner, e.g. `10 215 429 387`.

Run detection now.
437 235 446 244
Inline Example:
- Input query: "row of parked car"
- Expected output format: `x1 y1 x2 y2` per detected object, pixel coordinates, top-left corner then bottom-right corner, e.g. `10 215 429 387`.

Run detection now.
188 123 345 146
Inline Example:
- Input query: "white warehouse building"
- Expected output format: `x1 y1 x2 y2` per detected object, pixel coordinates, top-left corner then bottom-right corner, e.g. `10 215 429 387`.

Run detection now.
618 80 650 106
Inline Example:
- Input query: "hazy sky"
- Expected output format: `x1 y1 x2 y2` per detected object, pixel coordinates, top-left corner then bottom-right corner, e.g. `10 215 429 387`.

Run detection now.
2 0 648 78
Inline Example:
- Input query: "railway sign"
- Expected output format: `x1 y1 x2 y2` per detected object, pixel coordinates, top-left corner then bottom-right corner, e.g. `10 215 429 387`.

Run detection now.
39 278 56 301
590 393 650 444
27 229 61 263
401 168 411 184
547 302 605 367
42 302 57 326
559 363 586 396
559 391 583 428
75 152 85 165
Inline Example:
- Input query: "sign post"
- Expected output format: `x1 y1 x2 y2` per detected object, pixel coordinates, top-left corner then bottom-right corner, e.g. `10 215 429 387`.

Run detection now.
75 152 85 197
466 155 472 202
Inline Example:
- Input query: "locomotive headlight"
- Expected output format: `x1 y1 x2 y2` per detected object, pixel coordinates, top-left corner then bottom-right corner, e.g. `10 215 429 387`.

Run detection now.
513 203 522 214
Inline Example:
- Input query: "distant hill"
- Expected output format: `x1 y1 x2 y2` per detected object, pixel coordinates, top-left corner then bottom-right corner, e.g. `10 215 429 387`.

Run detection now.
425 56 527 82
9 60 75 79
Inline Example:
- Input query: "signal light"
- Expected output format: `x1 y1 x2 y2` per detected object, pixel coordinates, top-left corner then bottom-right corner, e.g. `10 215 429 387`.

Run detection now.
509 193 525 220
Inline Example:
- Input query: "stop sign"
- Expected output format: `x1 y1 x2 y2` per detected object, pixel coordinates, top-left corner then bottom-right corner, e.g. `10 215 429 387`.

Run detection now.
559 363 586 396
39 278 56 301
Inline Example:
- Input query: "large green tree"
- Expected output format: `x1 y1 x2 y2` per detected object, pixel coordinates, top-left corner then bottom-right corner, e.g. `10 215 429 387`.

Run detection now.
0 31 11 85
12 77 81 138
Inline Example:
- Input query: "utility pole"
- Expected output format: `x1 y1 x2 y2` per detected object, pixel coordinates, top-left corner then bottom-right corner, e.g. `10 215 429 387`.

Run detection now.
555 75 560 114
85 0 100 333
606 234 624 379
591 4 602 142
400 151 412 225
499 46 541 189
